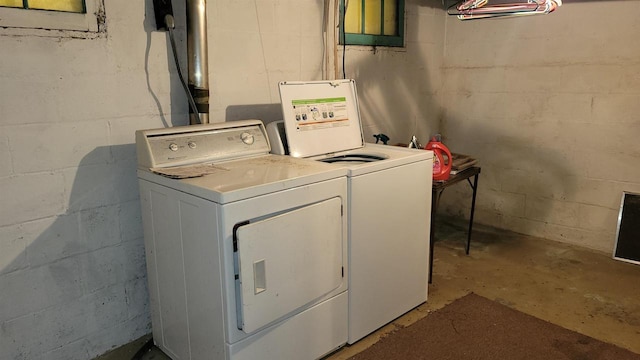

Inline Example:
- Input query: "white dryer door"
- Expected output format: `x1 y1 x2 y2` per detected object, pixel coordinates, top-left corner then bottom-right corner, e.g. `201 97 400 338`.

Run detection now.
235 197 343 333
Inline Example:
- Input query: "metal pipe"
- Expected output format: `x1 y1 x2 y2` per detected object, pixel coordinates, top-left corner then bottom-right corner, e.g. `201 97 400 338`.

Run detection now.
186 0 210 124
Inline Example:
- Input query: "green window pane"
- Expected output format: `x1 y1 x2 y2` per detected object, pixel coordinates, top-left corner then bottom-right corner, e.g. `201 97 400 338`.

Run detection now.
28 0 85 13
0 0 23 8
341 0 404 47
364 0 381 35
345 0 362 34
383 0 397 35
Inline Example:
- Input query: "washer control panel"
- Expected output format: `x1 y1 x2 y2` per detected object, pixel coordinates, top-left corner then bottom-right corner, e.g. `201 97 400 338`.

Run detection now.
136 120 271 169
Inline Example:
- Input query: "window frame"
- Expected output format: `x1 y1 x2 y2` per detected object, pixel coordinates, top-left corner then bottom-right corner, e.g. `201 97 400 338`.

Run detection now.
0 0 102 32
339 0 405 47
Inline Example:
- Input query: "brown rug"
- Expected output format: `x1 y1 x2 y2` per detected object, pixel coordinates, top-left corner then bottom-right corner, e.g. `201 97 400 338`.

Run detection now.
348 293 640 360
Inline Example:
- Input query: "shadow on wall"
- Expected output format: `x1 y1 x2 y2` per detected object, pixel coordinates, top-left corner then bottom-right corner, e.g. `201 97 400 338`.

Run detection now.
219 1 447 147
340 0 446 146
143 0 190 127
0 145 150 359
225 103 284 126
406 1 576 236
439 108 577 238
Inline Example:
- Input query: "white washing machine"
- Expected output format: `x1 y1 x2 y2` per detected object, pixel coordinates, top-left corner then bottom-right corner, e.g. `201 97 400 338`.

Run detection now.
136 120 349 360
276 80 433 344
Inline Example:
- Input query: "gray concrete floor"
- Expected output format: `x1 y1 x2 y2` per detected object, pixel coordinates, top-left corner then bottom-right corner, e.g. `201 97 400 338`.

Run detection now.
97 217 640 360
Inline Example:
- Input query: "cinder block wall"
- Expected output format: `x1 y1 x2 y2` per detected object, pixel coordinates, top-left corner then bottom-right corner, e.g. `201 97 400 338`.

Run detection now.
342 0 445 145
439 1 640 252
0 1 344 359
4 0 636 359
0 2 181 358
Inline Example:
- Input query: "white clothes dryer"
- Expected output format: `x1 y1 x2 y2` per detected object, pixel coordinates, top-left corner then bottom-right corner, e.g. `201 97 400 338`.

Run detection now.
277 80 433 344
136 120 349 360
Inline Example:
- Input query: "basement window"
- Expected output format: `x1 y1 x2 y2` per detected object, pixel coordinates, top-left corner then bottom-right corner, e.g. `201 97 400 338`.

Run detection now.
0 0 102 32
340 0 405 47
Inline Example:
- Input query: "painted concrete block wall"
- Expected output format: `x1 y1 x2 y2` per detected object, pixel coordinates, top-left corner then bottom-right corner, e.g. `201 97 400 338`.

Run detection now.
439 2 640 252
6 0 632 358
0 2 205 360
209 0 332 122
0 1 353 359
343 0 445 145
0 1 186 358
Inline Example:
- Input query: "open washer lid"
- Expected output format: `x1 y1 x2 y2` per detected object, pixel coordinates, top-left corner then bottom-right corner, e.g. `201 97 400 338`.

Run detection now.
279 79 365 158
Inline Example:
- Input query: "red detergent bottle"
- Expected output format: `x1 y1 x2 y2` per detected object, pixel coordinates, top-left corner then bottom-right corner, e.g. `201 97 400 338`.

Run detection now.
425 134 452 181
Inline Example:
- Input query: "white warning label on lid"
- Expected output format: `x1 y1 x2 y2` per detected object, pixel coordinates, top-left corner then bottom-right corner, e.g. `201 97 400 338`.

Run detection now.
290 97 350 131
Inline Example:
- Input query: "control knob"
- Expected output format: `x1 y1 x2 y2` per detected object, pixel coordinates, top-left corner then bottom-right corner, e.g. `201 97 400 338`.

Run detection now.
240 132 255 145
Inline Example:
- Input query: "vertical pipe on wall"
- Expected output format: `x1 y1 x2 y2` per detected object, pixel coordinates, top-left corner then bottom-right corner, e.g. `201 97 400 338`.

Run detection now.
187 0 210 124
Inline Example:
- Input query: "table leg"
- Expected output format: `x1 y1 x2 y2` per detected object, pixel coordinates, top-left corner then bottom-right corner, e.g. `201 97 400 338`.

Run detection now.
430 188 443 284
466 173 479 255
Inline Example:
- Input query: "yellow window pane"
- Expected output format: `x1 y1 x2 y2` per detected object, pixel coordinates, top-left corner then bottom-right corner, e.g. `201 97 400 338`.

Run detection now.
383 0 397 36
28 0 84 13
0 0 23 8
345 0 362 34
364 0 381 35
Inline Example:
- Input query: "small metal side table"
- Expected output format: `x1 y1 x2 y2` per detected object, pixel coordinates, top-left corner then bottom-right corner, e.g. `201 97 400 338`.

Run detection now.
429 166 481 283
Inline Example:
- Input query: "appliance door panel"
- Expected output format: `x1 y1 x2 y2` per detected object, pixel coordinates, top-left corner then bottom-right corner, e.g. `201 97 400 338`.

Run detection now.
235 197 343 333
228 292 348 360
348 160 431 343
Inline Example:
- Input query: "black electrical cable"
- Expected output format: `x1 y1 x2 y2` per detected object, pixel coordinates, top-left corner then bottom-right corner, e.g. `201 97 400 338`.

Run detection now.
165 14 202 124
342 1 347 79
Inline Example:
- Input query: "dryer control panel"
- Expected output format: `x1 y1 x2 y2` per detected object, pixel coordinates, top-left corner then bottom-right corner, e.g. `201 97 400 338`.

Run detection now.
136 119 271 169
